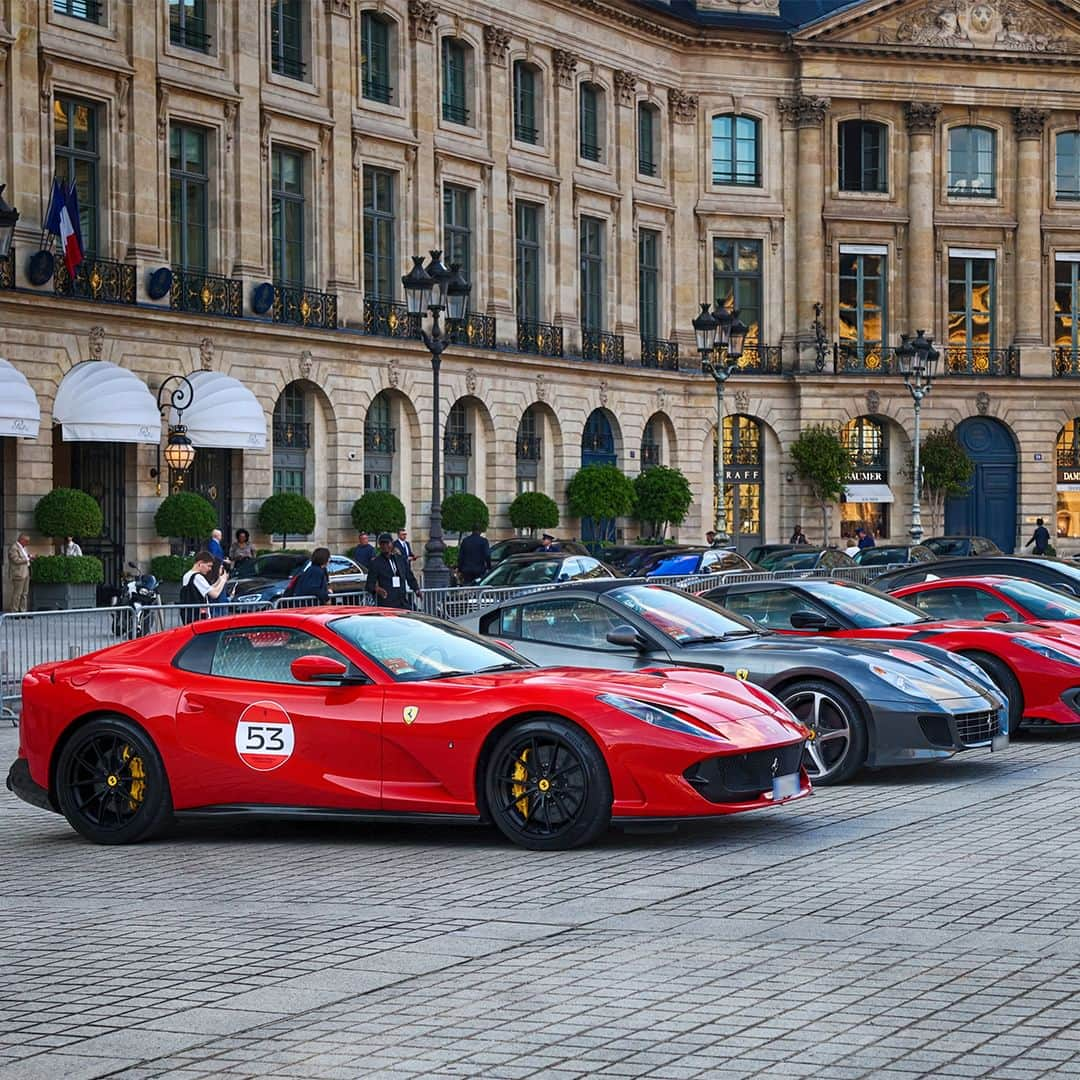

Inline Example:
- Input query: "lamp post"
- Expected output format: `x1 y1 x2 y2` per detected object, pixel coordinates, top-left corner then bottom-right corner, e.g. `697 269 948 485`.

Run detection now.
694 302 747 546
0 185 19 260
896 329 939 544
401 251 471 591
152 374 197 496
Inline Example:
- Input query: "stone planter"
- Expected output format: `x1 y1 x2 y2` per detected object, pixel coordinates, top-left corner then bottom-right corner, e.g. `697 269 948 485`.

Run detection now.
31 582 97 611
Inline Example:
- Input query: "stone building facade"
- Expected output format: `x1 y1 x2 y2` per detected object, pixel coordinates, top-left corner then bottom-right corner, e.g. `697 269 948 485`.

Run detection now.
2 0 1080 599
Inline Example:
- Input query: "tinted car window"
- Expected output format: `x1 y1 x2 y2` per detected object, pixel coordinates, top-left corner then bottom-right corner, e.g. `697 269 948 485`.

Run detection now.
574 557 612 580
607 585 756 642
518 597 624 649
924 538 967 557
907 586 1008 621
722 589 833 629
761 551 819 570
328 556 360 576
801 582 927 627
209 627 347 684
510 560 560 585
996 579 1080 619
649 553 701 576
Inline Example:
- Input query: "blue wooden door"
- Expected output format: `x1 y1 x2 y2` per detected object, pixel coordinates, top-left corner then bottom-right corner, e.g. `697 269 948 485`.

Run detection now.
944 417 1017 552
581 409 617 545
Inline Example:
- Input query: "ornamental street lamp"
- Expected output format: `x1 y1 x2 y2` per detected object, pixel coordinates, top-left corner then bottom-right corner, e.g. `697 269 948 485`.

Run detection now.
897 329 939 544
151 374 197 495
401 250 471 592
694 302 747 546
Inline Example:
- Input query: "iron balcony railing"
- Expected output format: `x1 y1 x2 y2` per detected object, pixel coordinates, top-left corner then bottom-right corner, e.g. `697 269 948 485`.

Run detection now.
1054 348 1080 376
271 49 306 80
641 443 661 467
517 320 563 357
364 425 396 453
273 284 338 329
55 255 137 305
641 337 679 370
582 330 624 365
0 248 13 290
703 344 782 375
443 101 470 125
170 267 242 318
834 343 896 375
363 298 418 339
273 421 311 449
943 346 1019 376
514 123 539 144
516 435 542 460
56 0 101 21
170 18 211 51
638 157 657 177
447 311 497 349
444 431 473 457
362 79 393 104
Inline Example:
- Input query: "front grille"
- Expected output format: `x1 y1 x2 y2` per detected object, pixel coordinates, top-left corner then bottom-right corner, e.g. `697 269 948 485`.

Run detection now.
955 710 997 747
684 742 803 803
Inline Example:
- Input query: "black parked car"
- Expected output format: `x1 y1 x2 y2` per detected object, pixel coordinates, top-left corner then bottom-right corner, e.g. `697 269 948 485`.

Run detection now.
748 546 856 572
923 536 1002 558
639 547 756 578
603 545 684 576
487 538 589 566
475 552 617 588
852 544 936 567
874 555 1080 596
229 553 368 602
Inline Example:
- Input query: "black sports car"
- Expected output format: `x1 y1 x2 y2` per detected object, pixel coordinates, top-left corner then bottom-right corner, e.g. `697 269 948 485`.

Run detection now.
456 581 1007 784
873 555 1080 595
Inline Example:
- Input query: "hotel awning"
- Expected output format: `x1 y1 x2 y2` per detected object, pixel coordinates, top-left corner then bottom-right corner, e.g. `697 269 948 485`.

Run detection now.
844 483 894 504
170 370 267 450
0 358 41 438
53 361 161 443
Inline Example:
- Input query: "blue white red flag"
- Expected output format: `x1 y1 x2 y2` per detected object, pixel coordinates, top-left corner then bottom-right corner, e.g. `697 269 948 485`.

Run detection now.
43 178 65 238
59 181 83 275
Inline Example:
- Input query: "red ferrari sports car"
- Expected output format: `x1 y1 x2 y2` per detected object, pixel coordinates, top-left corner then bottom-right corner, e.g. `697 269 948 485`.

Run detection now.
8 608 810 850
892 575 1080 629
705 578 1080 733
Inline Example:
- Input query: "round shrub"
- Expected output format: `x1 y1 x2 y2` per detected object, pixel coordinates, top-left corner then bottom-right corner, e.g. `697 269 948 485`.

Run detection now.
508 492 559 535
351 491 406 535
258 493 316 548
150 554 195 583
30 554 104 585
441 493 489 536
154 492 217 541
34 488 103 541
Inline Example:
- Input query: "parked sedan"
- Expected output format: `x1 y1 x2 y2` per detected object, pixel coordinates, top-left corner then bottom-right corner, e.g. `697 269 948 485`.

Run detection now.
750 546 856 572
475 553 616 588
892 575 1080 627
923 536 1002 558
458 581 1006 785
230 553 368 602
603 545 684 576
487 538 589 566
872 555 1080 595
853 544 936 567
640 547 756 578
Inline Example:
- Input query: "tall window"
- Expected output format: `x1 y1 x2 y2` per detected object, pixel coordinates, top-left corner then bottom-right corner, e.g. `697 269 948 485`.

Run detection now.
441 38 470 125
272 385 307 496
271 147 305 285
948 256 995 357
361 12 393 104
1055 259 1080 354
841 416 886 469
580 216 605 332
516 406 540 495
445 401 469 495
443 185 473 289
712 238 762 347
516 201 542 321
638 228 660 341
170 0 210 51
838 252 887 363
54 98 99 255
54 0 101 22
839 120 886 193
169 124 208 271
579 83 602 162
948 126 995 197
1056 132 1080 201
364 392 393 492
641 417 660 470
513 61 539 144
270 0 305 80
363 167 396 300
840 416 889 539
711 114 760 186
638 103 658 177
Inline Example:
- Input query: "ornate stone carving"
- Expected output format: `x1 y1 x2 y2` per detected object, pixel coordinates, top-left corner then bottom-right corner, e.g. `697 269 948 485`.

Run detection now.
116 74 131 134
1014 107 1049 140
465 367 478 395
223 101 237 152
668 88 698 124
697 0 779 12
553 49 578 88
319 126 332 173
614 70 637 107
388 357 400 388
483 25 511 66
39 55 53 113
199 338 214 371
892 0 1068 52
535 372 546 401
328 0 351 15
905 101 942 134
656 386 667 412
599 379 609 407
734 390 750 415
866 389 881 415
408 0 438 42
156 83 169 140
88 326 105 361
352 132 363 170
976 390 990 415
260 110 271 163
300 350 313 379
778 95 829 129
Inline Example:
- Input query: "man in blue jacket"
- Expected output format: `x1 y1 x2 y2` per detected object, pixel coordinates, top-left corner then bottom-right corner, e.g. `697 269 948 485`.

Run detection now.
457 525 491 584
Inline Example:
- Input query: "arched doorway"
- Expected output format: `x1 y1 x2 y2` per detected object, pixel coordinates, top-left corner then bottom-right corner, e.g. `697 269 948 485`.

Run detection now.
945 416 1017 552
581 408 618 542
716 414 763 554
839 415 892 542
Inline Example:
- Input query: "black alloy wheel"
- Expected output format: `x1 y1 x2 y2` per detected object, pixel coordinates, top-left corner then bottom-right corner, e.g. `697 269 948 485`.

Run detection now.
780 680 868 785
55 716 173 844
961 652 1023 735
484 717 612 850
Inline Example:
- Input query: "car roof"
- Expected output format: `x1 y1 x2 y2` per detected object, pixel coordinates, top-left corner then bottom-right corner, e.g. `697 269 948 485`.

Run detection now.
501 552 580 563
188 605 402 634
896 574 1043 589
709 578 863 594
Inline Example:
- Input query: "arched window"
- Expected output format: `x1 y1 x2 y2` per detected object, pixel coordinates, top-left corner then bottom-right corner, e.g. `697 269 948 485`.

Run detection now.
441 37 473 125
579 83 605 162
582 409 615 466
637 102 659 177
1056 131 1080 201
948 126 996 197
841 416 886 469
445 400 471 494
716 415 763 550
513 61 541 145
363 391 394 491
516 406 542 493
711 114 760 186
641 418 660 470
839 119 887 193
361 11 397 104
272 383 308 495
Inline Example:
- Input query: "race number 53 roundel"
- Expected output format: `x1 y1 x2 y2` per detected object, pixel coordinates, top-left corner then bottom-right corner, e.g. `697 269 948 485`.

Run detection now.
235 701 295 771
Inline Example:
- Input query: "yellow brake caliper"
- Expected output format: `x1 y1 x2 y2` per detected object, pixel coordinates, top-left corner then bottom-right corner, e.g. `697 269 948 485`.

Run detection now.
511 749 530 819
121 745 146 810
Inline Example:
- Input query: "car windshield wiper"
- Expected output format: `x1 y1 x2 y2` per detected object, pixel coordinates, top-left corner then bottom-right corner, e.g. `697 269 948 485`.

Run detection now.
680 631 757 644
472 662 524 673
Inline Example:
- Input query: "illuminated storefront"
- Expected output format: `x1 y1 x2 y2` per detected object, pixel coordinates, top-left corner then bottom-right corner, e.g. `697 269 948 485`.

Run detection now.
840 416 892 540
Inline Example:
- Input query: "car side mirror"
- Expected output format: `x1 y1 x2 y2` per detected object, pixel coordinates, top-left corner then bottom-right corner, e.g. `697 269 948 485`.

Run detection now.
983 610 1012 623
789 609 839 631
606 625 647 649
290 654 369 684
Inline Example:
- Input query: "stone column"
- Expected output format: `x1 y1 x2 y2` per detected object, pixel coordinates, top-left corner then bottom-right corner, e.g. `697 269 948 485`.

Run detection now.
1014 108 1048 347
233 0 267 293
778 100 800 361
613 68 637 339
408 1 439 252
669 88 700 354
904 102 940 337
127 0 162 277
482 24 513 341
552 48 580 349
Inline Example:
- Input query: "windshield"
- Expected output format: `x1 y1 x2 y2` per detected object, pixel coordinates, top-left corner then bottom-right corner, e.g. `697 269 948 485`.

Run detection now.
479 559 552 586
232 554 305 580
804 581 927 627
329 613 530 681
649 553 701 576
856 547 904 566
924 538 967 556
759 551 819 570
996 579 1080 620
608 585 758 643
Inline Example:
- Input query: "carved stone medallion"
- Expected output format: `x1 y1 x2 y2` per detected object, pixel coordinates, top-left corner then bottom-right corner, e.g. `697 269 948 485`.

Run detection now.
892 0 1069 53
866 389 881 415
976 390 990 415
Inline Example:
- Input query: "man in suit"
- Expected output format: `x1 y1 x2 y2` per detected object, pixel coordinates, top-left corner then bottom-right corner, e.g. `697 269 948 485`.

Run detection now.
6 533 32 613
367 533 421 609
457 525 492 584
393 528 417 564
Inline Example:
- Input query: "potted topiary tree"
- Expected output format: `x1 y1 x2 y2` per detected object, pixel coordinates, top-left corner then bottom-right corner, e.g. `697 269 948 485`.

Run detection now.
153 492 218 602
351 491 407 536
31 487 105 609
633 466 692 542
508 491 559 538
567 463 636 552
258 493 316 549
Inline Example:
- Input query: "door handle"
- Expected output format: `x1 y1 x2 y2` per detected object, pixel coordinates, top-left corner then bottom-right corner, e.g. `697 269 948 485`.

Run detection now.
184 701 207 714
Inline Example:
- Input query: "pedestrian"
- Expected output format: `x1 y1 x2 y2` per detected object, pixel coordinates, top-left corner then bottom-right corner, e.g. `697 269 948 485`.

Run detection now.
855 526 875 549
457 524 491 584
5 532 31 613
179 550 230 623
790 524 808 545
705 530 717 547
538 533 560 552
352 531 375 570
1026 517 1051 556
229 528 255 568
367 532 421 609
290 547 332 603
393 528 417 564
208 528 227 565
61 535 83 557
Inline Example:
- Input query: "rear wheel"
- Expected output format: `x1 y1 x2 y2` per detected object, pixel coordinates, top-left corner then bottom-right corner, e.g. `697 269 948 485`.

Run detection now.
780 680 868 785
484 718 612 850
55 716 173 844
962 652 1023 735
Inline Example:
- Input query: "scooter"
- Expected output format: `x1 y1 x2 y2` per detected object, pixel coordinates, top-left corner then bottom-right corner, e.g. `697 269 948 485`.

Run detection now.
110 561 162 637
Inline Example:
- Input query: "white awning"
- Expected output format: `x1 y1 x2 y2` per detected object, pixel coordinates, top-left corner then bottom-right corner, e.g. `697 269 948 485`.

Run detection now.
844 483 894 504
170 370 267 450
0 359 41 438
53 361 161 443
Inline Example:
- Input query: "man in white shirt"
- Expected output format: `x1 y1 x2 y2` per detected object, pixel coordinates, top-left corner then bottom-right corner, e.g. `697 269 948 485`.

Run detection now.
180 550 229 622
5 533 31 612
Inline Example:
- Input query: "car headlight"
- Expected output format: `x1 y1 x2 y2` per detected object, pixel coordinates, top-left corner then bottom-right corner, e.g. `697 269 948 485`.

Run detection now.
597 693 728 743
867 659 964 703
1016 639 1080 666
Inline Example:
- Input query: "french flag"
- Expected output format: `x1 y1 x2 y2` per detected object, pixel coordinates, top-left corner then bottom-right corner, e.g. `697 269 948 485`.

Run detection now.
58 181 84 276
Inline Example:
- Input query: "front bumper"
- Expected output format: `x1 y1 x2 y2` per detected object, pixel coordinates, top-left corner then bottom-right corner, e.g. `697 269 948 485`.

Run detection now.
6 757 57 813
867 700 1007 768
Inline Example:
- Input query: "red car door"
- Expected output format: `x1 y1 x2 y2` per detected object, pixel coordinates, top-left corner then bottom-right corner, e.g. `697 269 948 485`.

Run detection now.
172 624 383 811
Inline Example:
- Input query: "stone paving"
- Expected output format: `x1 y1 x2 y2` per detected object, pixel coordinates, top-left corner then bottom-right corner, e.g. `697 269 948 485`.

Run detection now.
4 721 1080 1079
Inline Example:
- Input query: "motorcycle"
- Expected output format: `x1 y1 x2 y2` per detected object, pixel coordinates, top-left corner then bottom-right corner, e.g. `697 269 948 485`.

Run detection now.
110 561 162 638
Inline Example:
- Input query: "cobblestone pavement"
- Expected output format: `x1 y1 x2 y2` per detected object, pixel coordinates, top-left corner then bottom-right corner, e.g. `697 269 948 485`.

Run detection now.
5 721 1080 1079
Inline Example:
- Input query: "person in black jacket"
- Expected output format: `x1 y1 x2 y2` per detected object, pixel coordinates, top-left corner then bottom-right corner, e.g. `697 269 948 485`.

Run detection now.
366 533 421 609
291 547 331 603
352 532 375 569
457 525 491 584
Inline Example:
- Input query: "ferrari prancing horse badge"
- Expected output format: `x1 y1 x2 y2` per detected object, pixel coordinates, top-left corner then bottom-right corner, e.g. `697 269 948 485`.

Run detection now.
403 706 419 725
